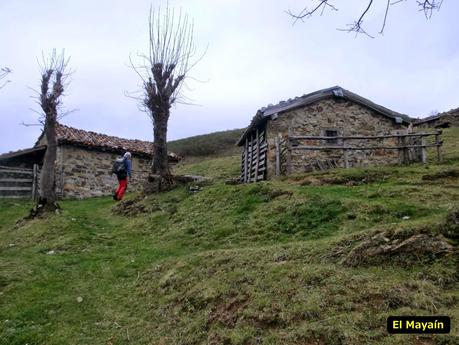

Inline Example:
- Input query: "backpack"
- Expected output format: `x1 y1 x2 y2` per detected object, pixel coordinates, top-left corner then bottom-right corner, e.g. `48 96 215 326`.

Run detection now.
112 158 127 179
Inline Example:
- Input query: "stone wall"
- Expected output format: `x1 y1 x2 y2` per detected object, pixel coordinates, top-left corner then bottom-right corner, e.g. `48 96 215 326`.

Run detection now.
265 98 409 178
55 145 151 199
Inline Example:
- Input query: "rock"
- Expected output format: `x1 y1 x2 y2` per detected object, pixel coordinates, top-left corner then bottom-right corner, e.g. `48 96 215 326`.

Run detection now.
174 175 208 184
402 216 410 220
225 178 241 185
8 244 15 247
46 250 55 255
441 210 459 240
76 296 83 303
189 185 202 192
341 231 453 267
71 218 76 221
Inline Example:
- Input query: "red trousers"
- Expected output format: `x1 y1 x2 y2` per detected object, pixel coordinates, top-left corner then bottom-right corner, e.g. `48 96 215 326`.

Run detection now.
115 178 128 200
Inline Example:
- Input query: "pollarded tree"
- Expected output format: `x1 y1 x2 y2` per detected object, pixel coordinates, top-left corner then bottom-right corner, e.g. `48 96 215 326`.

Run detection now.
0 67 12 89
131 5 201 192
287 0 444 37
33 50 71 214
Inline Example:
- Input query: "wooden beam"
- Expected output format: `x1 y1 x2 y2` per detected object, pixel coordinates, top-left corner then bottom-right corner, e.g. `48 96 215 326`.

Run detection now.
289 131 441 141
289 143 442 151
275 137 280 176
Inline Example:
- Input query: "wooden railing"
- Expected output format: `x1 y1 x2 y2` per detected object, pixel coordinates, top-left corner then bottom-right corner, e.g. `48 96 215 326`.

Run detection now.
275 131 443 175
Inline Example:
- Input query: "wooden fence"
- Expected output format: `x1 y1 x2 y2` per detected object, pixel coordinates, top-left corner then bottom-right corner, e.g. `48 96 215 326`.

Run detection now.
241 127 268 183
0 165 40 200
275 131 443 175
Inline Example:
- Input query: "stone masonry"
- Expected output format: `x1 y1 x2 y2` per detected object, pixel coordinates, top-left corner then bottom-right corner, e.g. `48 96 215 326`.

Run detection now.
265 98 408 178
55 145 151 199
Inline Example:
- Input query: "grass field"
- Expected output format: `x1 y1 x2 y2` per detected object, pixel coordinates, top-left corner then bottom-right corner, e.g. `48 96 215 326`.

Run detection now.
0 128 458 345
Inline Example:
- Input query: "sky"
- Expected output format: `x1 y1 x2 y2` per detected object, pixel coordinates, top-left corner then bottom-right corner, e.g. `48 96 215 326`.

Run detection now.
1 0 458 153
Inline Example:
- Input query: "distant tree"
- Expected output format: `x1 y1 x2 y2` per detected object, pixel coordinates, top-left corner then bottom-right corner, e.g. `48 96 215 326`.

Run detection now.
130 5 202 192
287 0 444 37
0 67 12 89
429 109 440 116
32 50 71 214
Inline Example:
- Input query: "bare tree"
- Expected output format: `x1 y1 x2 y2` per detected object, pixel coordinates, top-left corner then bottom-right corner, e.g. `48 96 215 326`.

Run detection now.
0 67 12 89
130 5 201 192
287 0 444 37
32 50 71 214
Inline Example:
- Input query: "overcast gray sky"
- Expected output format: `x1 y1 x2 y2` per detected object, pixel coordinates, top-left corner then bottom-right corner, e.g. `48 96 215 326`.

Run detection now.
1 0 458 153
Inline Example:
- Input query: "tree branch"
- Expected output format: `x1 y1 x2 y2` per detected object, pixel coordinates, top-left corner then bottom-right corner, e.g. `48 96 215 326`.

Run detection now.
0 67 12 89
288 0 444 37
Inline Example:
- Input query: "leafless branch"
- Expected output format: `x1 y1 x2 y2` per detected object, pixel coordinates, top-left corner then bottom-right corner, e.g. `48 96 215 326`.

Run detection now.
418 0 443 19
129 4 204 116
0 67 12 89
20 120 43 127
33 49 72 122
288 0 444 37
286 0 338 25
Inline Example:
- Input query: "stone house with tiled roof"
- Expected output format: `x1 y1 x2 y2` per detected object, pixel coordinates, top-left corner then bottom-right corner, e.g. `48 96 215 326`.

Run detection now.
0 123 180 199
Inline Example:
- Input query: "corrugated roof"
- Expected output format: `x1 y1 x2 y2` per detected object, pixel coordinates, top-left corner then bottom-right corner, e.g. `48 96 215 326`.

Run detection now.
237 86 413 146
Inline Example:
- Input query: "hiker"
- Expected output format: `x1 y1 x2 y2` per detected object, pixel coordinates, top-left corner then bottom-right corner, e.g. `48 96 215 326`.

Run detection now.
112 152 132 201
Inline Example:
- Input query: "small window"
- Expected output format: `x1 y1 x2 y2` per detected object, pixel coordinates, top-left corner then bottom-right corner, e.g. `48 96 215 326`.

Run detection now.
325 130 339 144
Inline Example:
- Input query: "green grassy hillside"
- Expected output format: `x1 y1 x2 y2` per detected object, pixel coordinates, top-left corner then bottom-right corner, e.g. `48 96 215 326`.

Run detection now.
168 128 243 159
0 128 458 345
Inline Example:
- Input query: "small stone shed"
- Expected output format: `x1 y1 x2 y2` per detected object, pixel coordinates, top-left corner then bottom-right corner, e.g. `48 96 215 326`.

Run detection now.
237 86 414 182
0 123 180 199
414 108 459 129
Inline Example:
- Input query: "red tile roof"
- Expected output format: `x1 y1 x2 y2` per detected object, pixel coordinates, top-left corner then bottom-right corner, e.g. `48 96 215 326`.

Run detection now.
36 123 180 160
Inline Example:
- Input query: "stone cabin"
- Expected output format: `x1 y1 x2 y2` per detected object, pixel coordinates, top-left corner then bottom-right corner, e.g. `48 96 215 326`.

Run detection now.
237 86 414 182
0 123 180 199
414 108 459 129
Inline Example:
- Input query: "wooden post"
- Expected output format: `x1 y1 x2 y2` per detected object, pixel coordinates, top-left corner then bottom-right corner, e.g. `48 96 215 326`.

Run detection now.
275 136 281 176
243 137 248 183
435 132 442 162
32 164 38 201
421 137 427 164
400 135 407 164
286 127 292 175
343 138 349 169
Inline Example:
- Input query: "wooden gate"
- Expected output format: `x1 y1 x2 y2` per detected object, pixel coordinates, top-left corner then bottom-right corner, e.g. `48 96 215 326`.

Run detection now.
241 126 267 183
0 165 39 199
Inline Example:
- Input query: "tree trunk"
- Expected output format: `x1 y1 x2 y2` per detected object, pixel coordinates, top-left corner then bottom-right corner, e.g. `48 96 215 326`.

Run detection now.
144 107 175 193
39 116 58 207
152 108 170 177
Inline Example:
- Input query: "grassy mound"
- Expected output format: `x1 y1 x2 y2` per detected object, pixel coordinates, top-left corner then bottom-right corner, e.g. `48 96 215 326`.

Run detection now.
0 128 458 345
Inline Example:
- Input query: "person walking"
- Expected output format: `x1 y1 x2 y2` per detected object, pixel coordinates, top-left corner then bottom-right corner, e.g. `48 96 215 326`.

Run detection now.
112 152 132 201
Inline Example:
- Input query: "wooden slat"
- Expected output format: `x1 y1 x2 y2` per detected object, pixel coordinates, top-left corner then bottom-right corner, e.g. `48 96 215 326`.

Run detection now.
243 136 249 183
0 187 32 191
0 178 33 183
254 128 260 183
